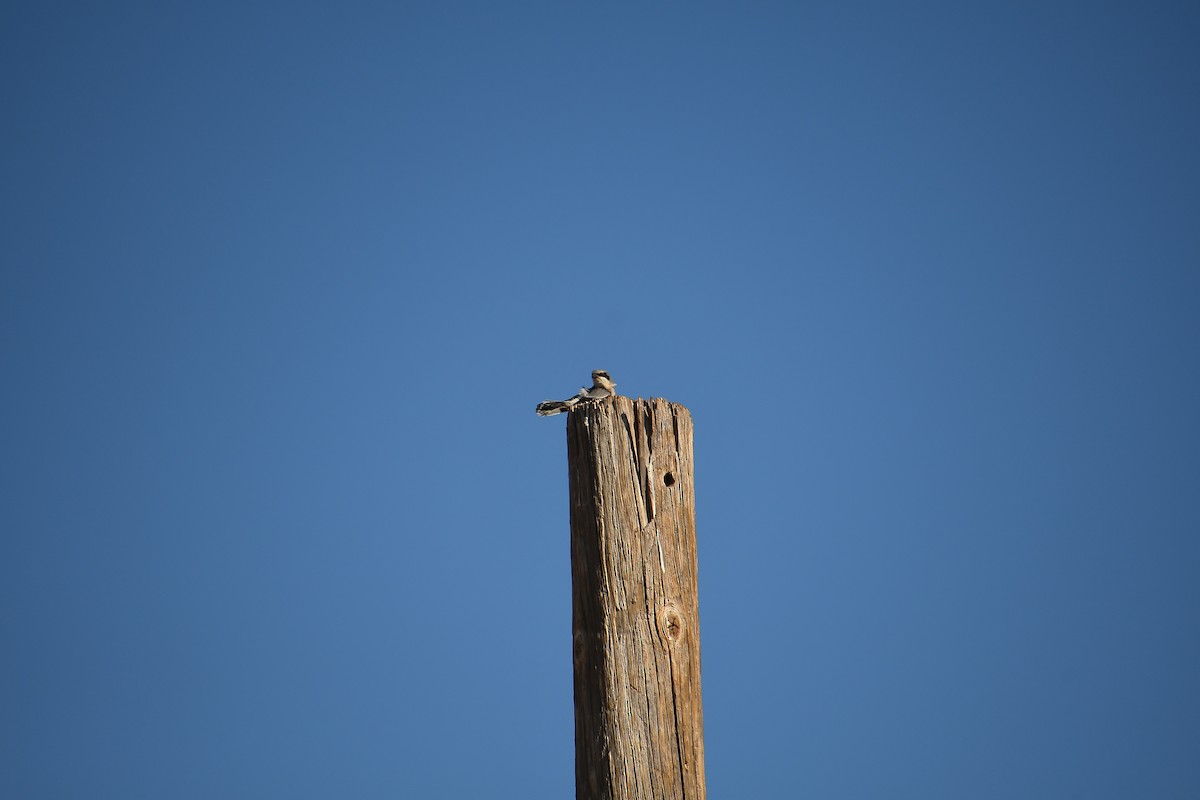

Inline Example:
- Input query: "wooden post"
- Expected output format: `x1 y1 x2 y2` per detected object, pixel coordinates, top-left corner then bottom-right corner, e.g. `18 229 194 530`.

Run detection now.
567 396 705 800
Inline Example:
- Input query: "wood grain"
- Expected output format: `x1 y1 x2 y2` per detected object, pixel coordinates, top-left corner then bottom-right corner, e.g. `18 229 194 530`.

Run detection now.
567 397 705 800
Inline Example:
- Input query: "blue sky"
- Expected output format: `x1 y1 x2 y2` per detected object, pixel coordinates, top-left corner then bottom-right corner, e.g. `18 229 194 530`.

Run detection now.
3 2 1198 798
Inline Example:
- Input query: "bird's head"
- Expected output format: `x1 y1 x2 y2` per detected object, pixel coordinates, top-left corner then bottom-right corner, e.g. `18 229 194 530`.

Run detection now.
592 369 616 390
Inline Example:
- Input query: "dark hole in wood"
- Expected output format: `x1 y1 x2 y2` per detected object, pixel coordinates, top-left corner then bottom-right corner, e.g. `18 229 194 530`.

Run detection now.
663 472 675 487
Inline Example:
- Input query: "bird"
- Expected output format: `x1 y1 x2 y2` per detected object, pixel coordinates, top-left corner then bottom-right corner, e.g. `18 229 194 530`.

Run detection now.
536 370 617 416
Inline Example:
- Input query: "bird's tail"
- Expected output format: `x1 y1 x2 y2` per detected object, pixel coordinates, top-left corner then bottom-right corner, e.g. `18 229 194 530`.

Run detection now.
535 388 590 416
535 400 574 416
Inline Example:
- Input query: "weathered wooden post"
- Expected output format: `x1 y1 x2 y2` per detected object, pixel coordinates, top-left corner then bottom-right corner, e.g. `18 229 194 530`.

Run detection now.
566 396 705 800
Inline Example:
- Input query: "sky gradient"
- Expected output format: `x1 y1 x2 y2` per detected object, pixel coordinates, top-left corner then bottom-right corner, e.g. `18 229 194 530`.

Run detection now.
3 2 1199 798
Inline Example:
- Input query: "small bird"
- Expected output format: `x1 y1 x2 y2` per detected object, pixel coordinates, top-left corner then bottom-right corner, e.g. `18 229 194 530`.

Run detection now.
536 370 617 416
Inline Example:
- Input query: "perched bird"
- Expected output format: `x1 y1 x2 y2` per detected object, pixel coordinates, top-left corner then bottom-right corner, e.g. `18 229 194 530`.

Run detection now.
536 370 617 416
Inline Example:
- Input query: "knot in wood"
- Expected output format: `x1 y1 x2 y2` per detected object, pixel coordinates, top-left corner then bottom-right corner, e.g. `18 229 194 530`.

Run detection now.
658 602 685 645
572 629 587 668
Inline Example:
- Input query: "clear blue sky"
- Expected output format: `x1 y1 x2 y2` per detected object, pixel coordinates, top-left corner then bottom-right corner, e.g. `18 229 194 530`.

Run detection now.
3 2 1198 798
